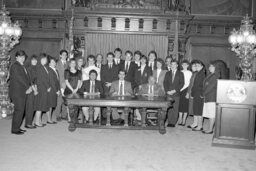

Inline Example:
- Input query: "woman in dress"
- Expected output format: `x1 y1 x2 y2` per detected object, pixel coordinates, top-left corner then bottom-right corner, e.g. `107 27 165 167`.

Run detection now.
177 60 192 126
201 62 220 134
190 60 205 131
24 55 38 128
47 56 60 124
186 61 198 128
34 53 51 127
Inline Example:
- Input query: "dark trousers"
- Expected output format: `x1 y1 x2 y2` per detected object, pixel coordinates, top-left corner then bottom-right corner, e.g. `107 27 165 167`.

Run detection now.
25 93 34 126
11 96 27 132
167 96 180 125
53 95 67 119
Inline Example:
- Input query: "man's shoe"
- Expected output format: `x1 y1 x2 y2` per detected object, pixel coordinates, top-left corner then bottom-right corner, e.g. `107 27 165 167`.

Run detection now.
25 125 36 129
19 129 27 132
167 124 175 127
12 131 24 135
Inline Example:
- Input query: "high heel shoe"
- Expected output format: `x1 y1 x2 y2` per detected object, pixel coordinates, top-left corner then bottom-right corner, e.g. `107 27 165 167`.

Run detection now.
192 127 203 131
187 125 197 129
34 123 46 127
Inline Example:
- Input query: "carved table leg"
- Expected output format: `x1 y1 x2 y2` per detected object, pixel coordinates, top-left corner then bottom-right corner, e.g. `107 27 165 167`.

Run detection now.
124 107 129 127
68 104 77 132
159 108 167 134
106 107 111 126
141 108 147 127
88 106 94 126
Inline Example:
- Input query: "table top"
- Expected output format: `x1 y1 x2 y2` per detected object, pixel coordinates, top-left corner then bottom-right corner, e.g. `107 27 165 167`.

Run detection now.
65 94 173 109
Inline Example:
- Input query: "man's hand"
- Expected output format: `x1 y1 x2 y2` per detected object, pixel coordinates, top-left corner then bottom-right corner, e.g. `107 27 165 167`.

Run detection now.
47 87 51 92
185 93 189 99
167 90 176 95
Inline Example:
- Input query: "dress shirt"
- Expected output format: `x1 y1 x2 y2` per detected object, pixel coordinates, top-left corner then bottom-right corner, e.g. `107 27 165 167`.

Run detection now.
172 69 177 82
90 80 95 93
135 61 140 67
148 61 154 70
108 63 113 69
115 58 120 65
181 70 192 91
140 64 146 75
96 63 101 69
167 66 171 71
125 61 130 72
156 69 161 83
148 85 154 95
118 80 125 95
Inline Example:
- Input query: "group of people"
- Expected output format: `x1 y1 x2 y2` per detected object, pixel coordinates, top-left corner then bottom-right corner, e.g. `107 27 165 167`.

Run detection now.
9 48 220 135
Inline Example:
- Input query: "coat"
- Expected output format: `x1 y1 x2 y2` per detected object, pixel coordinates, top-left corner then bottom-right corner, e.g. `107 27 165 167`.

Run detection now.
163 70 184 97
48 67 60 108
78 80 104 95
134 65 152 89
203 73 218 102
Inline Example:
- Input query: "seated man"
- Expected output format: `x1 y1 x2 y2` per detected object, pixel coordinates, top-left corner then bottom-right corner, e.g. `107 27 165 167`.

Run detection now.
78 70 104 123
136 76 165 125
109 69 133 124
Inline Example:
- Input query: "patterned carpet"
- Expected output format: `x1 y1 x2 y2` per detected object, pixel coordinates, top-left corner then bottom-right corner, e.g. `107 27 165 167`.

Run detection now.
0 117 255 171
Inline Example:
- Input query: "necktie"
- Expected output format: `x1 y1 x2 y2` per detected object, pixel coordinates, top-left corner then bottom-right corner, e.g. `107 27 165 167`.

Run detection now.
90 81 95 93
125 62 129 72
116 60 119 65
109 63 112 69
172 71 175 82
120 81 123 96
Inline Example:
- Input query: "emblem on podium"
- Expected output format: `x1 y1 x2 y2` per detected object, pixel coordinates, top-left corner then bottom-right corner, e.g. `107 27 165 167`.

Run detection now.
226 84 247 103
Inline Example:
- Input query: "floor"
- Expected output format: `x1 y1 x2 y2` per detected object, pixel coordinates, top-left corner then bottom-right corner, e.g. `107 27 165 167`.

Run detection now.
0 117 255 171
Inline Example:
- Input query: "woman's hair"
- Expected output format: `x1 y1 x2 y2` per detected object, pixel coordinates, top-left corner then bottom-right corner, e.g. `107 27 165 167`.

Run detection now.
15 50 27 57
148 50 157 59
209 61 221 79
24 54 37 67
155 58 165 70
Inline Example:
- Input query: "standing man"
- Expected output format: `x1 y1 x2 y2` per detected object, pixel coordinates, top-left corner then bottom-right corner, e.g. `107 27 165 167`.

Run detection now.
148 50 157 72
100 52 119 96
9 50 33 135
113 48 124 69
82 55 100 81
165 56 172 71
164 59 184 127
120 50 137 89
96 53 103 70
54 49 68 121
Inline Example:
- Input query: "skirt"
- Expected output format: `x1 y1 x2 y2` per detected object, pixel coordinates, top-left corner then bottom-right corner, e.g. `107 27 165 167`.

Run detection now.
178 88 189 113
188 98 193 115
202 102 216 119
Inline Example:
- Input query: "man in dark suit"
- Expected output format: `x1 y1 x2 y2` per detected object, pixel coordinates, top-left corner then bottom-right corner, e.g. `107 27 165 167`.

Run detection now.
9 50 33 135
100 52 119 96
164 59 184 127
119 50 137 89
113 48 125 69
148 50 157 72
134 55 152 90
79 70 104 122
54 49 68 121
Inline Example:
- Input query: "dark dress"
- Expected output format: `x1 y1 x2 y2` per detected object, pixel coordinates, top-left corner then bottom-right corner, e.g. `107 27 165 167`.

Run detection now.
48 67 60 108
34 64 51 112
64 69 82 96
191 69 205 116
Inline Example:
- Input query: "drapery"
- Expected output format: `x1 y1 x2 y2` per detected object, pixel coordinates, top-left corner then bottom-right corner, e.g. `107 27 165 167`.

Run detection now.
85 33 168 61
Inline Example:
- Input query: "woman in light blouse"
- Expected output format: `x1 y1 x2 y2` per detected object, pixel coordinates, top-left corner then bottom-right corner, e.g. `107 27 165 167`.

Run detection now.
178 60 192 126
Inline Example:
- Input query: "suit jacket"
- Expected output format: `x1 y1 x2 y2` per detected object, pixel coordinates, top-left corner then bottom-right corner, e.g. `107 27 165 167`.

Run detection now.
148 61 157 72
100 63 119 84
153 69 167 91
203 73 218 102
109 80 133 96
120 61 137 88
138 83 165 96
163 70 184 97
56 60 67 90
9 61 30 101
191 69 205 98
78 80 104 95
134 65 152 88
113 58 125 70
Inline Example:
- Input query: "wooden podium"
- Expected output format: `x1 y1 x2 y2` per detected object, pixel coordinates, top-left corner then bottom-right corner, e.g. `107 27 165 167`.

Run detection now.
212 80 256 150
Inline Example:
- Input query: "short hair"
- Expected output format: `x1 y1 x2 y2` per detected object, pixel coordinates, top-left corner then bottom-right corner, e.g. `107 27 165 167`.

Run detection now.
15 50 26 57
156 58 165 69
96 53 103 58
89 69 98 77
60 49 68 55
118 69 126 75
165 56 172 61
38 53 48 61
171 59 179 65
48 55 58 63
134 50 141 57
106 52 114 57
125 50 133 56
148 50 157 59
140 55 147 61
114 48 122 54
87 55 96 62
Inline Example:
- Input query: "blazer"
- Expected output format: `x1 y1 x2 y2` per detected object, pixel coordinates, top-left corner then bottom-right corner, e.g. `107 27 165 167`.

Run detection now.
100 63 119 84
203 73 218 102
138 83 165 97
134 65 152 88
109 80 133 96
56 60 67 90
78 80 104 95
120 61 137 83
9 61 30 101
153 69 167 91
191 69 206 98
163 70 184 97
113 58 125 70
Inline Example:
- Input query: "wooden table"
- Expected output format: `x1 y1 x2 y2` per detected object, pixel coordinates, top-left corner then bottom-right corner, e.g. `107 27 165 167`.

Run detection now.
65 94 172 134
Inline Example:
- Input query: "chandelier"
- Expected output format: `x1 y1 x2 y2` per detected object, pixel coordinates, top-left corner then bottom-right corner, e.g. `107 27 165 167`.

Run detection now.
228 14 256 81
0 4 22 119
